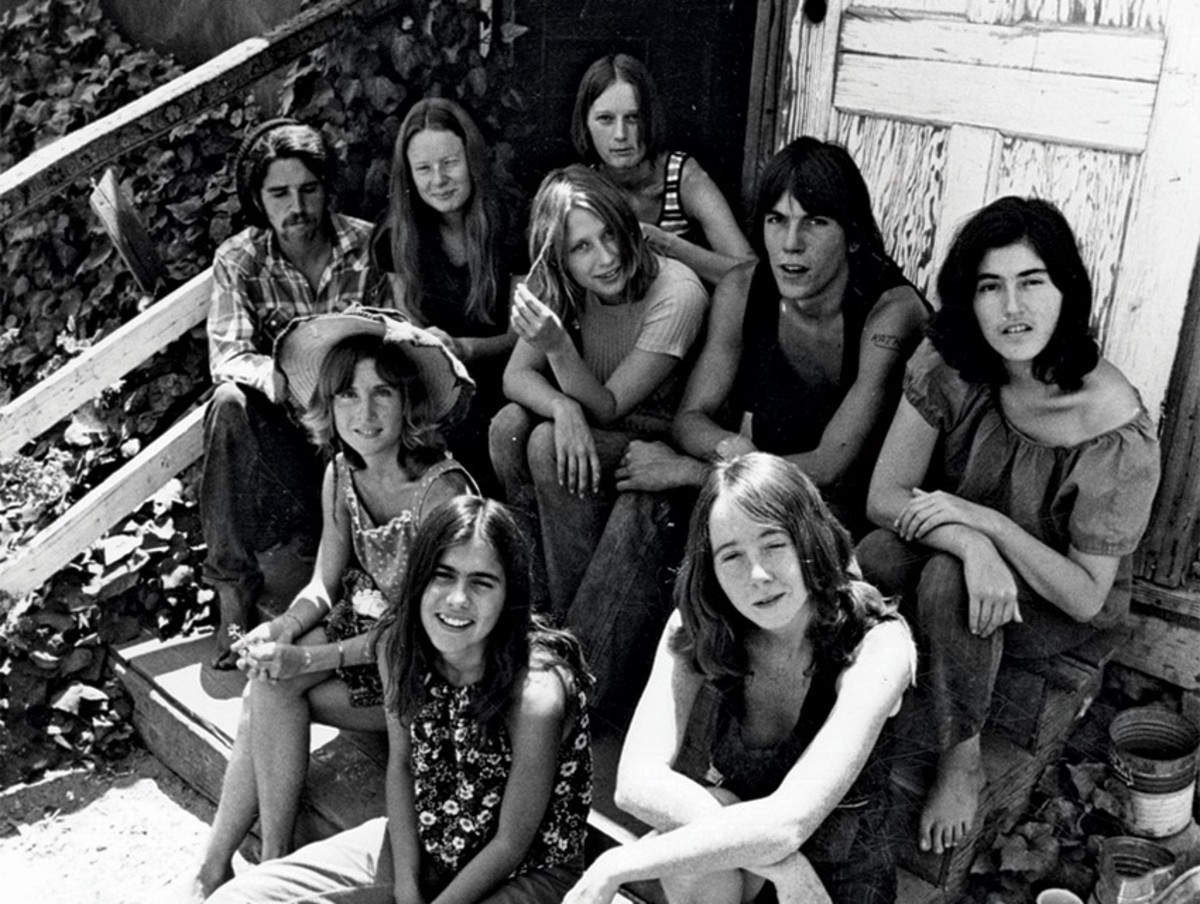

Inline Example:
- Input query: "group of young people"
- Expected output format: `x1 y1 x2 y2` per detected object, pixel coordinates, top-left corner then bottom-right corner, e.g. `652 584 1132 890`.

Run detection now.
182 50 1162 904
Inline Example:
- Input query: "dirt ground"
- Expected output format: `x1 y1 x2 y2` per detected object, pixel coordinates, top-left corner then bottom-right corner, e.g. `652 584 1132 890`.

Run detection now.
0 745 222 904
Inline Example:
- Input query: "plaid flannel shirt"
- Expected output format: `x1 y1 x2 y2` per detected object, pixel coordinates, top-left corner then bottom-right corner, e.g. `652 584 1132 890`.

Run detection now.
206 213 386 397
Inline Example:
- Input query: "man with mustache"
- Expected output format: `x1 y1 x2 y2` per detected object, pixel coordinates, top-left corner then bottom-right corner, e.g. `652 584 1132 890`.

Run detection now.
202 119 383 668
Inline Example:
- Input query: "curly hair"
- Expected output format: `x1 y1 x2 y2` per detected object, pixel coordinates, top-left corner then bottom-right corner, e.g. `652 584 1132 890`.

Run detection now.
526 164 659 320
374 496 592 734
234 119 335 230
299 334 445 469
928 195 1099 390
383 97 502 325
570 53 666 167
671 453 897 682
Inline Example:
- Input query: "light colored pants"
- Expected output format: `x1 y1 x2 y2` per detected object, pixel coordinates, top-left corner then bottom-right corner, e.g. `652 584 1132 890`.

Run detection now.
205 817 583 904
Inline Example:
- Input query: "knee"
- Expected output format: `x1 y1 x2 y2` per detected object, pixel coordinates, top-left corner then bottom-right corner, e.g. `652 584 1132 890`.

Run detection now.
205 382 254 440
489 404 533 487
855 529 910 593
527 421 559 485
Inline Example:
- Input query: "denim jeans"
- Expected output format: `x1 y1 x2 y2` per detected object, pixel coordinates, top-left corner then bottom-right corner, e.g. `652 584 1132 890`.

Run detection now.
205 816 583 904
489 403 638 621
565 488 690 722
855 528 1096 750
200 382 323 596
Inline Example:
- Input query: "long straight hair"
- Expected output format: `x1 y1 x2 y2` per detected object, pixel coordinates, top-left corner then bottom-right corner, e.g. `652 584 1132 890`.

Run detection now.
525 164 659 320
672 453 897 682
385 98 501 325
374 496 591 733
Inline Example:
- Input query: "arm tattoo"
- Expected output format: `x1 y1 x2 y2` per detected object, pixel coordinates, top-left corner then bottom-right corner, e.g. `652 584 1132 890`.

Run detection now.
871 332 903 352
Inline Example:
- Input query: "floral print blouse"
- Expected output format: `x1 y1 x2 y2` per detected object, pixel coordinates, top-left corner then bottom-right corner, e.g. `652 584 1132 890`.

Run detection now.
410 667 592 879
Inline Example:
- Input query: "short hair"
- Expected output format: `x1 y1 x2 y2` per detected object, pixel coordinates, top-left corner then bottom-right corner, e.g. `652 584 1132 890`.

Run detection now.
570 53 666 166
526 164 659 318
234 119 334 229
749 136 888 268
928 195 1099 390
300 334 445 469
384 97 501 324
672 453 896 682
374 496 590 733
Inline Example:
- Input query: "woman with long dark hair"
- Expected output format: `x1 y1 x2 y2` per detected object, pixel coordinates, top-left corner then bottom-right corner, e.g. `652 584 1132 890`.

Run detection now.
857 196 1161 855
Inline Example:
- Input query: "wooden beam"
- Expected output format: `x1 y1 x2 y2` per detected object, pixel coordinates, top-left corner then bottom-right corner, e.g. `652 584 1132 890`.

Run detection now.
1115 583 1200 690
0 403 207 598
841 11 1165 82
1103 1 1200 424
0 0 404 226
0 270 211 460
834 54 1156 153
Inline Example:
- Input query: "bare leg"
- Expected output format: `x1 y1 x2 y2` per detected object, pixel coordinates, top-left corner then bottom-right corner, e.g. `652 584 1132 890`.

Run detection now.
180 686 261 902
251 630 387 860
920 732 985 855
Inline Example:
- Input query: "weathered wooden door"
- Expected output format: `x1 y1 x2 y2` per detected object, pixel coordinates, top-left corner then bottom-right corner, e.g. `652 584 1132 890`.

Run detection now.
744 0 1200 685
746 0 1199 427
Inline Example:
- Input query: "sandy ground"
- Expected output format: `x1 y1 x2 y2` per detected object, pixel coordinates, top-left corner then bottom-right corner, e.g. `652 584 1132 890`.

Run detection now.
0 746 220 904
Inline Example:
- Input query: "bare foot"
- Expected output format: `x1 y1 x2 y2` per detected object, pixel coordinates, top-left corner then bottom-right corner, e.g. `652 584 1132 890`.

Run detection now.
165 865 231 903
919 735 985 855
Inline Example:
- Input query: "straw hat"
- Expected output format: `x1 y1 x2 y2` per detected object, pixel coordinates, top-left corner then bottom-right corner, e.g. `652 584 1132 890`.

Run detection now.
274 307 475 427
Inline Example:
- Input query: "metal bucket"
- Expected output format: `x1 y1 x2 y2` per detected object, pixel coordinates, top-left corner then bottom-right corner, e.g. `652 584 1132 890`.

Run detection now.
1110 708 1200 838
1090 836 1178 904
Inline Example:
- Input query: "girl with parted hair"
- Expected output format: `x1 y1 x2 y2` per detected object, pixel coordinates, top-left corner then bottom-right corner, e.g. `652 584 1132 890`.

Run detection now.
373 96 523 495
565 452 915 904
488 164 708 620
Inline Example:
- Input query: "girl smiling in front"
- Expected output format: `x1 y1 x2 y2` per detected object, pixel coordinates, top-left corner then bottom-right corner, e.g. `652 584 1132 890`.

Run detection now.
857 197 1161 856
563 453 914 904
489 164 708 619
205 496 593 904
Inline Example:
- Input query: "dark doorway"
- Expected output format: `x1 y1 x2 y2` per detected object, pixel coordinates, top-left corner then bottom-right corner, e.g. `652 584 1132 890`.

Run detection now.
509 0 759 217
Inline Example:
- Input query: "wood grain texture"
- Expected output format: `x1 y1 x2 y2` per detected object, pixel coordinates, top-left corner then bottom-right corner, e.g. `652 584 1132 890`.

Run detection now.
1102 1 1200 423
993 138 1140 354
0 270 212 460
841 11 1165 82
834 53 1157 152
835 114 947 296
0 404 206 597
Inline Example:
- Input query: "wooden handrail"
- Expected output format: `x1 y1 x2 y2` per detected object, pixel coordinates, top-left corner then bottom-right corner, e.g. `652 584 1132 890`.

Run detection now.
0 0 404 227
0 402 207 597
0 270 212 461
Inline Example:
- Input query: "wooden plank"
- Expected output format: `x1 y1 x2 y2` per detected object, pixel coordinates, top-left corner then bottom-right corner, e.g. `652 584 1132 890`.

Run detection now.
89 168 167 294
840 12 1165 82
0 270 211 460
993 139 1140 352
1115 584 1200 690
1137 247 1200 585
0 0 404 226
836 115 948 297
833 54 1156 153
782 0 844 143
930 125 1000 304
0 403 206 597
1104 1 1200 424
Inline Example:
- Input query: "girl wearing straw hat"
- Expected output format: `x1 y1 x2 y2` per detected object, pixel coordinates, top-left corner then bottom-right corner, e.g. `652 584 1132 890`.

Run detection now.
186 308 477 901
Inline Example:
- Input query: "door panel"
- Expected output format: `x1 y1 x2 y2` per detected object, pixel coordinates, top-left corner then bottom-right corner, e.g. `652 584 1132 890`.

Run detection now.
764 0 1199 428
